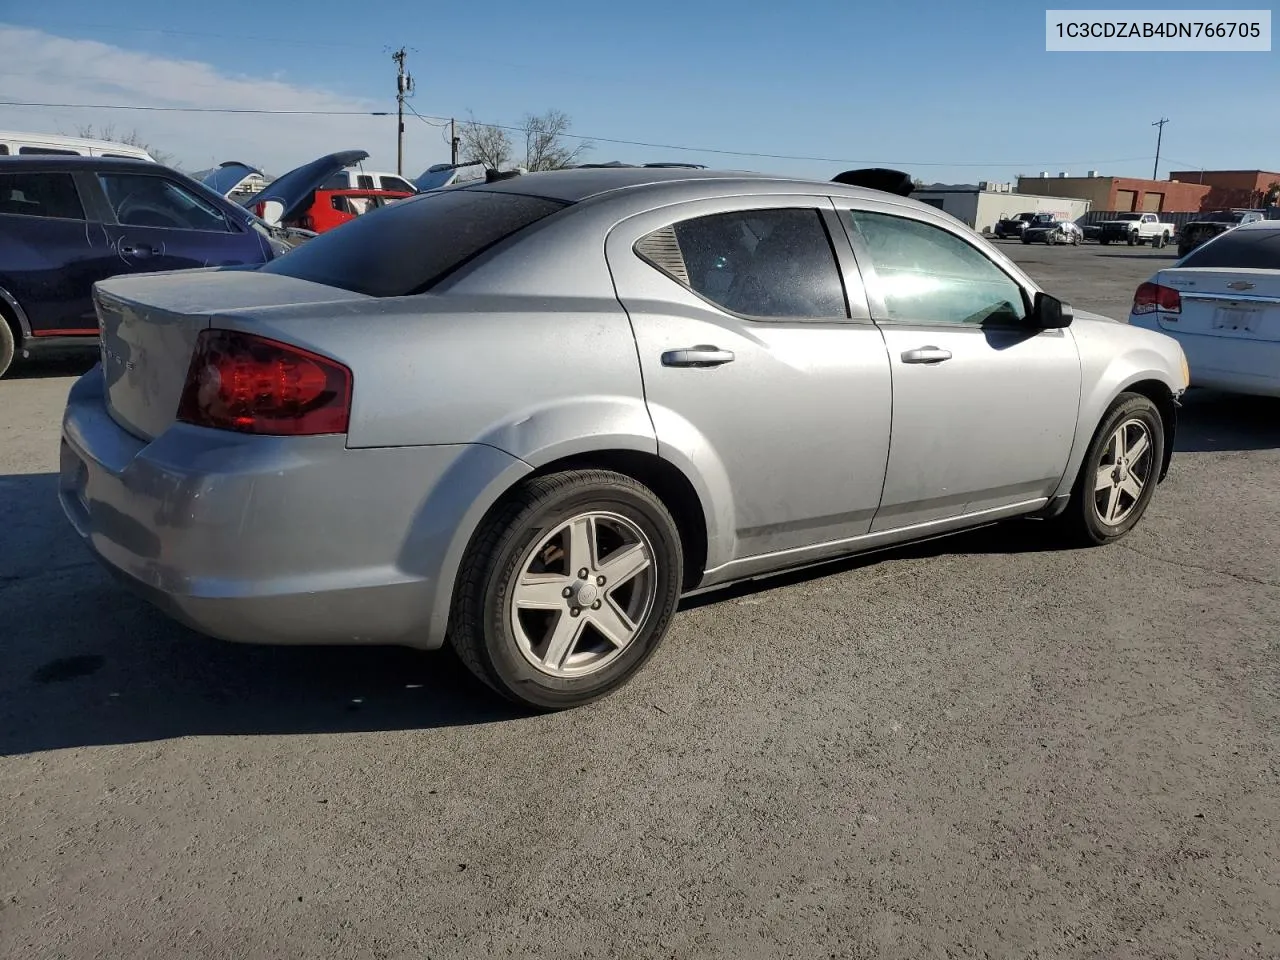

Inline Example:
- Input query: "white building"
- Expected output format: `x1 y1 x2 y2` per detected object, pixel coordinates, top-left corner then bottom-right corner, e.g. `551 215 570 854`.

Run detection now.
911 182 1092 234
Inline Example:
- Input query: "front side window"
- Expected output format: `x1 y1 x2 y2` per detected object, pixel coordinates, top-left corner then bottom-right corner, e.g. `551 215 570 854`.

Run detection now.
97 173 232 232
635 208 847 319
845 210 1027 326
382 177 416 194
0 172 86 220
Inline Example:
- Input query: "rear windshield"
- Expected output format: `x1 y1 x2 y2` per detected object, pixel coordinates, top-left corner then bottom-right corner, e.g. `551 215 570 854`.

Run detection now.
1179 228 1280 269
259 189 567 296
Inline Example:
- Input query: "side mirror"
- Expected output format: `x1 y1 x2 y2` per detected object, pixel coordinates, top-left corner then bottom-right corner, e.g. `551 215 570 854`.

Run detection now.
1032 291 1073 329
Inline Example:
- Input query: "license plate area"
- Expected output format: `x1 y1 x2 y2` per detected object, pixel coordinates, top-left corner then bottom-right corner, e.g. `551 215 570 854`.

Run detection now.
1212 304 1261 332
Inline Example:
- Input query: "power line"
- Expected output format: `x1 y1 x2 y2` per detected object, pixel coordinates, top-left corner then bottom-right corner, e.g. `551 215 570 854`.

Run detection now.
0 100 387 116
0 98 1157 168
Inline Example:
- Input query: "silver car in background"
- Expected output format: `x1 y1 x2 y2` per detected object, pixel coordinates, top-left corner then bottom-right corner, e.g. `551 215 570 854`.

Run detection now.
1022 217 1084 245
60 168 1189 709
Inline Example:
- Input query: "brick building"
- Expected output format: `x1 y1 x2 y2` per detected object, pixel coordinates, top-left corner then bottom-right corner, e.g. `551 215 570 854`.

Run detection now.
1016 174 1210 213
1166 169 1280 209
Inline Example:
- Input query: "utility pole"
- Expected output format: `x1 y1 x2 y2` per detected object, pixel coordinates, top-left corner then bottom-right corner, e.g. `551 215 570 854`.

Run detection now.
392 47 414 176
1152 117 1168 180
451 118 459 166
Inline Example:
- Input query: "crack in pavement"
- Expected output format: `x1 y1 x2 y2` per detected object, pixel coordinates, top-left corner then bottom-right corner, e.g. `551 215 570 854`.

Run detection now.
1117 541 1280 589
0 560 98 588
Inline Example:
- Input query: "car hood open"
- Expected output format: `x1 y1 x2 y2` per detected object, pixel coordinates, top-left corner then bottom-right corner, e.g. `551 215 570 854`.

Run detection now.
242 149 370 224
201 161 265 197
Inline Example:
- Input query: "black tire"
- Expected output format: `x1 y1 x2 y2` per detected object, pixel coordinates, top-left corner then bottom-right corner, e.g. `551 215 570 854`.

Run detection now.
0 316 14 379
1127 232 1138 246
449 469 684 710
1021 236 1031 244
1056 392 1165 547
1177 245 1191 258
1099 237 1111 245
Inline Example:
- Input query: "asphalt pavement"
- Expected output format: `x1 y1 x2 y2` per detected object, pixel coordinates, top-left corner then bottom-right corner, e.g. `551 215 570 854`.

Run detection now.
2 242 1278 959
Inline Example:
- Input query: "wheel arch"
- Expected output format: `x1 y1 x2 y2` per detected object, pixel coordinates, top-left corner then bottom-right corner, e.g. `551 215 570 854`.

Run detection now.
1120 377 1177 481
0 285 31 341
424 445 717 651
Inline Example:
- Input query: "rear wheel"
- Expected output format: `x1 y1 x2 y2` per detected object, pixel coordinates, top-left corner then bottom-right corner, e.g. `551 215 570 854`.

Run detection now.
0 317 14 379
1056 393 1164 546
449 469 684 710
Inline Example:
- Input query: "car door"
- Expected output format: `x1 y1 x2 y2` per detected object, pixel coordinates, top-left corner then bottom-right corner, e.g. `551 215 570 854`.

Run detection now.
833 202 1081 531
0 168 112 336
95 171 265 275
606 195 892 566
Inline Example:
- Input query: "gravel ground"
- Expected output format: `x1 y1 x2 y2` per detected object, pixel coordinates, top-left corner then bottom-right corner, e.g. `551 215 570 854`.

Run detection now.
2 243 1278 959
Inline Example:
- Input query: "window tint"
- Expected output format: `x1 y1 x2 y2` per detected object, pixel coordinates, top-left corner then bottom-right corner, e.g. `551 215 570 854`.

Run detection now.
0 172 85 219
260 189 568 297
846 210 1027 326
97 173 232 232
1179 228 1280 269
0 145 8 156
357 175 376 190
382 177 416 194
18 146 80 156
637 208 847 319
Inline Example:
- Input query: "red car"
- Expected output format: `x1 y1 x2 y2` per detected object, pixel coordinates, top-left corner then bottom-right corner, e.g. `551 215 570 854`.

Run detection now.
257 187 413 233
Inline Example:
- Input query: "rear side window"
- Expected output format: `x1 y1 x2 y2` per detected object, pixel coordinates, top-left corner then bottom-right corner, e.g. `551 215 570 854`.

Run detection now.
0 172 85 219
260 189 568 296
18 146 80 156
1179 228 1280 269
0 145 8 156
357 175 376 190
635 208 848 319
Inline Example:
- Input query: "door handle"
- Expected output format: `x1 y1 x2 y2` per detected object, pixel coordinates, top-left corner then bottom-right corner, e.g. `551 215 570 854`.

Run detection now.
119 243 155 258
901 346 953 364
661 345 736 368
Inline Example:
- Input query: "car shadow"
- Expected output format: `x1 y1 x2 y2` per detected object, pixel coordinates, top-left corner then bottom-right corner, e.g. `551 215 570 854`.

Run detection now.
1175 389 1280 452
0 473 522 757
4 387 1275 755
5 351 99 381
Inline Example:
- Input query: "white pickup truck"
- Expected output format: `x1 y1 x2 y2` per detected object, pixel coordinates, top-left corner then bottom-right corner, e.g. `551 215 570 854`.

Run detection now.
1095 212 1176 247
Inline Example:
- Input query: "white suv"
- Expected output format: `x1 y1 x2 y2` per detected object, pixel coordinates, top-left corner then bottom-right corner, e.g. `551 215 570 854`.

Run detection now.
321 168 418 194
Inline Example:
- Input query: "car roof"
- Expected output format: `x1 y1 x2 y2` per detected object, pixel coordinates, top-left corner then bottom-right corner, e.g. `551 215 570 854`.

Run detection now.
456 165 946 214
0 155 173 174
1233 218 1280 232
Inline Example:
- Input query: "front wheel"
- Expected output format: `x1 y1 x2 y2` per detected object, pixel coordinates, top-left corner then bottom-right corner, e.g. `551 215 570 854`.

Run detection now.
449 469 684 710
1127 232 1138 246
0 318 14 379
1056 393 1165 546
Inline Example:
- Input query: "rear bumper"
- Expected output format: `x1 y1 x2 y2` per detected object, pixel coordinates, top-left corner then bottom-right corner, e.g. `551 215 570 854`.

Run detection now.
1128 317 1280 398
59 365 528 648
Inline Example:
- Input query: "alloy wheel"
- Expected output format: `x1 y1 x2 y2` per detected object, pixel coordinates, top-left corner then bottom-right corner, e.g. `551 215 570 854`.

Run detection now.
508 511 658 678
1093 418 1154 526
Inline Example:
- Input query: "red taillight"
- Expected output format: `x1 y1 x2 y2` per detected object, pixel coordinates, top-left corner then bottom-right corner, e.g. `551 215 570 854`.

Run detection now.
1133 281 1181 315
177 329 352 436
253 201 266 218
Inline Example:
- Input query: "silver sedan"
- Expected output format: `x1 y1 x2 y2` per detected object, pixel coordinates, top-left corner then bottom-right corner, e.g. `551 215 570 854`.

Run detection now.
60 168 1189 709
1022 219 1085 245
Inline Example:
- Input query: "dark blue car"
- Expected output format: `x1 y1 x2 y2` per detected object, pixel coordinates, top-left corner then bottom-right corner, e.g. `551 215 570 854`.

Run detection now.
0 156 284 377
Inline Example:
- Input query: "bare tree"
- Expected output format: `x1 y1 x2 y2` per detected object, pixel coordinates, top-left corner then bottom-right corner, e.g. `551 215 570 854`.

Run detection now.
458 113 513 170
457 109 590 171
76 124 177 168
521 110 591 171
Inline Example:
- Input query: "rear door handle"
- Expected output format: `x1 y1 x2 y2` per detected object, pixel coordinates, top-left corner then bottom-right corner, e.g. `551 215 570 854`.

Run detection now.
661 346 736 368
119 243 156 258
901 346 953 364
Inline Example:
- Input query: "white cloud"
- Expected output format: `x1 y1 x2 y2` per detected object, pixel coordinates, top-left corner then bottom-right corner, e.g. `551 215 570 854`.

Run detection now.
0 25 450 177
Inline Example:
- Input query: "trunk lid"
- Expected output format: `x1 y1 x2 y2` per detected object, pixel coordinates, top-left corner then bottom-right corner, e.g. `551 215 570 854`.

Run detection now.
242 149 369 225
1154 266 1280 343
95 268 368 440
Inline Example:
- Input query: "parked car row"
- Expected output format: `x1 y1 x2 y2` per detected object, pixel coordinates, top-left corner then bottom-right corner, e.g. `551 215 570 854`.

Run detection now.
0 146 424 376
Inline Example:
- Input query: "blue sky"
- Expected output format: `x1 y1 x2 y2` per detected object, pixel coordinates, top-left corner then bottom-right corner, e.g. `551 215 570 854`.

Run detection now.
1 1 1276 181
